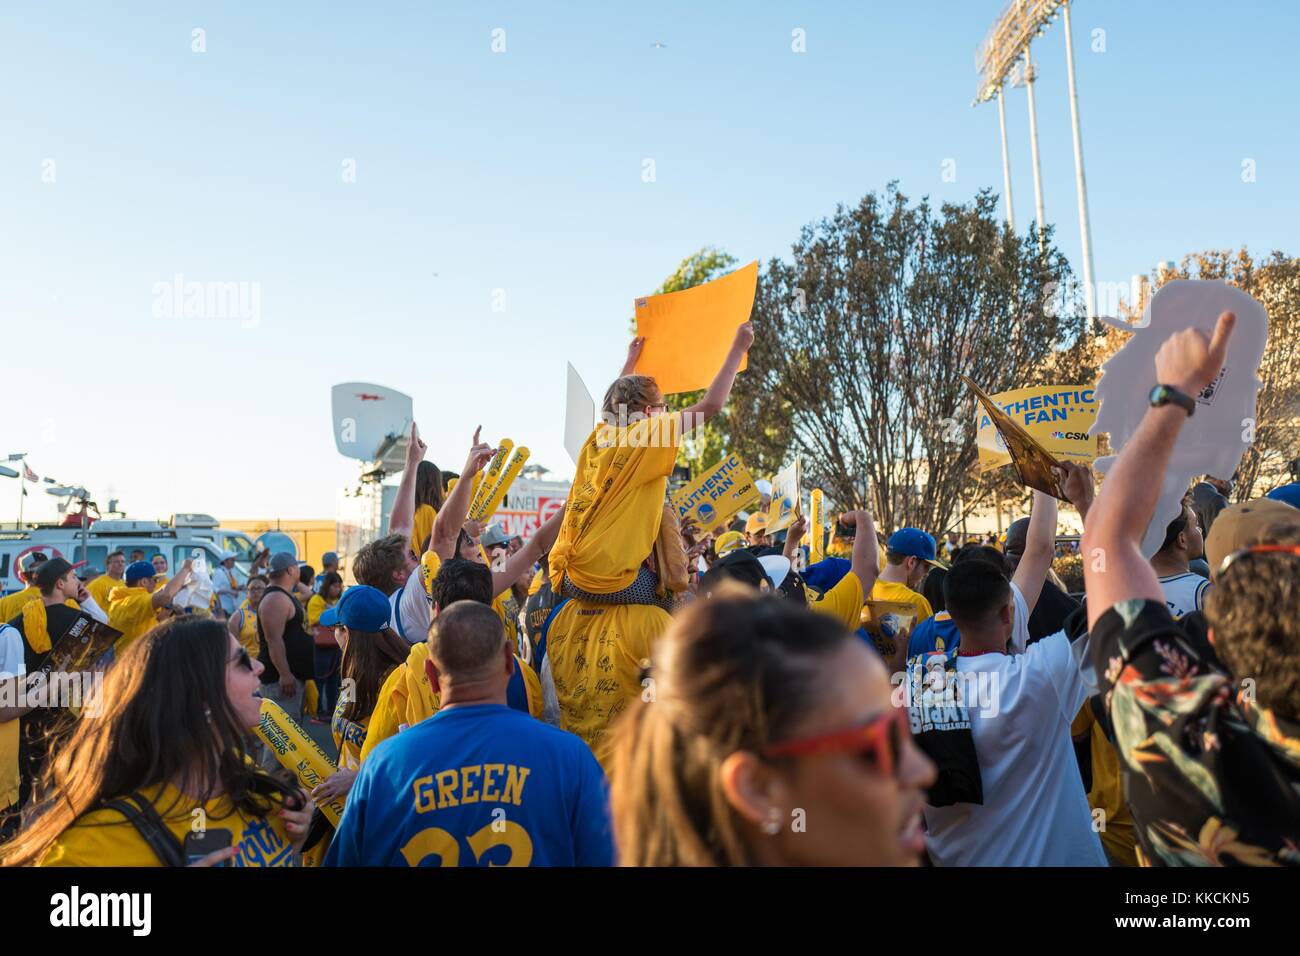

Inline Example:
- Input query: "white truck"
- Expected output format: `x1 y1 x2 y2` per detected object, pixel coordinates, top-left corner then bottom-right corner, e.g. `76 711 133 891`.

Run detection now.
0 514 260 597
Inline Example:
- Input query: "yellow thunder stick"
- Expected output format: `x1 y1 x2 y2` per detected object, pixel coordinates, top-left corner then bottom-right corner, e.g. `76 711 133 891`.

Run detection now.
469 439 513 518
809 488 825 564
253 698 345 826
473 446 530 522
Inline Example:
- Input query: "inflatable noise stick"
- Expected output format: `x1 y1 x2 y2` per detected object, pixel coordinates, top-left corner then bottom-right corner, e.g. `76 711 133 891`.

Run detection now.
473 447 529 522
253 698 345 827
809 489 825 564
469 439 513 519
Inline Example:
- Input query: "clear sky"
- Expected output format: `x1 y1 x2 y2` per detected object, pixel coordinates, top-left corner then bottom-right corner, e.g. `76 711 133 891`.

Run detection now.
2 0 1295 523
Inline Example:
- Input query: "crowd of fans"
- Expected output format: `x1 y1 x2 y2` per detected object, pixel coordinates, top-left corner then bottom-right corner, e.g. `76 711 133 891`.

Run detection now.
1 312 1297 867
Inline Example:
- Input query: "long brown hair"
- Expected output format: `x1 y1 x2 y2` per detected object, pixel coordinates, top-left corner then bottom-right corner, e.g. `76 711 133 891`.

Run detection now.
2 617 301 866
608 591 849 866
415 460 445 511
340 627 411 723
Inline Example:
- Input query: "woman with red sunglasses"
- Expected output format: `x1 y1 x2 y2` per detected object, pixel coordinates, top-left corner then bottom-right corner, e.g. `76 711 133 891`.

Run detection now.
609 591 935 866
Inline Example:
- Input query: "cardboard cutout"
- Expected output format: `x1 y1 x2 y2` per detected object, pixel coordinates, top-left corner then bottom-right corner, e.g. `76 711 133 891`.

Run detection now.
1091 280 1268 557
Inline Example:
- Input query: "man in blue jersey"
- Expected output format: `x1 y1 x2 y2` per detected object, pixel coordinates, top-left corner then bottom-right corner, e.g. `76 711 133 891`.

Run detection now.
325 600 614 867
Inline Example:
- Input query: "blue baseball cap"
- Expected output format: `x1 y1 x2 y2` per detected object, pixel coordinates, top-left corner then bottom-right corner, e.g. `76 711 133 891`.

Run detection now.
320 585 392 632
1264 483 1300 510
125 560 157 585
887 528 946 567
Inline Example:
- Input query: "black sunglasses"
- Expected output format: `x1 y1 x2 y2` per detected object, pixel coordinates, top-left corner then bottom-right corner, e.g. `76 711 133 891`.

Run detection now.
230 647 254 672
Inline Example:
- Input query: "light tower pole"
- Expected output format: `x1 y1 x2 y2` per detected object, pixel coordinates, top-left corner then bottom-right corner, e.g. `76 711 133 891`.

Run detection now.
1062 1 1097 319
996 87 1016 231
1024 46 1046 252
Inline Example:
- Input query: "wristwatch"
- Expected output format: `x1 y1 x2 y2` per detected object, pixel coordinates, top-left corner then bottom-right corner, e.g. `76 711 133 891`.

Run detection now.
1148 384 1196 416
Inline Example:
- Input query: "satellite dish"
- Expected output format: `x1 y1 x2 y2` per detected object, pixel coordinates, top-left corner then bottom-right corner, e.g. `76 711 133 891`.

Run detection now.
0 465 17 479
330 383 413 469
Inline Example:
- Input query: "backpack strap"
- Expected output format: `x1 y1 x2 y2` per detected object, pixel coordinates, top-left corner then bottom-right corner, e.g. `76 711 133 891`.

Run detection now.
101 793 186 867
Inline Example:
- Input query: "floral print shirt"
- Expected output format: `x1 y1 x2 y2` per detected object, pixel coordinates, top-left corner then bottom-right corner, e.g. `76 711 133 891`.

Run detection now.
1091 599 1300 866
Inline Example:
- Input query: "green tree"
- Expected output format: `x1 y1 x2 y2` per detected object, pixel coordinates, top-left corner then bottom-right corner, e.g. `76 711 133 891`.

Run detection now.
744 184 1089 533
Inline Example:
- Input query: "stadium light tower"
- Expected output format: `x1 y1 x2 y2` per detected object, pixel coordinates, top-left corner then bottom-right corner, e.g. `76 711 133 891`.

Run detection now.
975 0 1097 319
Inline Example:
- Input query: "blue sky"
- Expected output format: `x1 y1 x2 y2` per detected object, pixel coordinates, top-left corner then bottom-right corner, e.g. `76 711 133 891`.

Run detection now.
2 0 1295 522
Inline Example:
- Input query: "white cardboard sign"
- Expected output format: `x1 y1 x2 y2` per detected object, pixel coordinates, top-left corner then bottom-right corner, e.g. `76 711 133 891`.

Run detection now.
1091 280 1268 557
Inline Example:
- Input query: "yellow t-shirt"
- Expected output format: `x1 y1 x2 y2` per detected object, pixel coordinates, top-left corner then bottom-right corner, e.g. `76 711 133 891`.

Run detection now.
411 504 438 558
40 784 297 867
865 579 932 666
811 571 865 631
305 594 334 630
332 695 372 772
108 586 158 650
548 413 683 595
360 641 542 763
86 575 122 612
233 607 260 659
546 600 671 769
0 585 39 624
1071 704 1138 866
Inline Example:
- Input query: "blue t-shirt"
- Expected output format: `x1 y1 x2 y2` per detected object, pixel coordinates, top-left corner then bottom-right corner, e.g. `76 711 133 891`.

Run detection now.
907 610 961 659
324 703 614 867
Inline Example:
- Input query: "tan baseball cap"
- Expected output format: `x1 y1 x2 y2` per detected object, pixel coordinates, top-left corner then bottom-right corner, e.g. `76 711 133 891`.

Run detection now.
1204 498 1300 578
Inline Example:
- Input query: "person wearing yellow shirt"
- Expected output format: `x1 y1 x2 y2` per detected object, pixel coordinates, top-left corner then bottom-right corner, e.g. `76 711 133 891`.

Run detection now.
867 529 943 675
307 572 344 720
227 576 267 660
108 559 193 651
0 552 50 623
409 460 445 556
2 616 313 867
359 560 545 764
149 554 170 592
779 511 881 633
304 583 413 856
87 550 126 611
549 323 752 609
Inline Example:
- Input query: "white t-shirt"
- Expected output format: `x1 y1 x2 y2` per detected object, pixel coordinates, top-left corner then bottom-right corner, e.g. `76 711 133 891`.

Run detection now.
0 624 24 679
1008 581 1031 654
389 570 431 645
923 631 1107 867
1158 572 1211 619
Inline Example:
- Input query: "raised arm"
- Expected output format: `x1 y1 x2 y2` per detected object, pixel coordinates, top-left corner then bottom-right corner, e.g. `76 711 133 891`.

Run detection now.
1083 311 1236 630
620 335 644 377
490 509 564 598
388 422 426 541
431 428 494 561
1010 490 1058 617
680 322 754 427
844 510 880 596
151 560 192 610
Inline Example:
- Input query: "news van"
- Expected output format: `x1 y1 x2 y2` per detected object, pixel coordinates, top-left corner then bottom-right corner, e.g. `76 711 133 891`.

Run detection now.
0 514 260 597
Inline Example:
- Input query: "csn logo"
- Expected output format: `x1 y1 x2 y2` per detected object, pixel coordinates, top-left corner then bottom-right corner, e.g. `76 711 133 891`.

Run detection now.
1051 431 1090 441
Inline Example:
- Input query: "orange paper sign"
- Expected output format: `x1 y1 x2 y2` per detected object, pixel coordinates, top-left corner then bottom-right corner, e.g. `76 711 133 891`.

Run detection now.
633 261 758 395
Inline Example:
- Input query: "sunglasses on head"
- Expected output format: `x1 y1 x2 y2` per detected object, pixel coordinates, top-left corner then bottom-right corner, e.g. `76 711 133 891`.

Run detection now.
230 647 254 672
762 706 909 777
1216 544 1300 579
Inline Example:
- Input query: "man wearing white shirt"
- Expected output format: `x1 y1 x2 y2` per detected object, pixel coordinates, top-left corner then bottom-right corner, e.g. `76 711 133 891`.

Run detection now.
922 552 1106 867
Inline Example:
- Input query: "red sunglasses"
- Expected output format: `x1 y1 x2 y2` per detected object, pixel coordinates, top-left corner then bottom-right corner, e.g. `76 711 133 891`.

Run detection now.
762 706 909 777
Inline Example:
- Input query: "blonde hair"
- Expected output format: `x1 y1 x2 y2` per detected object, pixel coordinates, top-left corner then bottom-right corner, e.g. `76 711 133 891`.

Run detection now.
602 375 662 415
608 592 849 866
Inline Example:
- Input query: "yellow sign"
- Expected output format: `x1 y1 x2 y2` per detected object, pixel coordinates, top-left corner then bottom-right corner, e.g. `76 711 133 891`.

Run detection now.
808 489 825 564
965 377 1067 500
973 383 1098 472
671 452 762 533
633 261 757 395
766 459 801 533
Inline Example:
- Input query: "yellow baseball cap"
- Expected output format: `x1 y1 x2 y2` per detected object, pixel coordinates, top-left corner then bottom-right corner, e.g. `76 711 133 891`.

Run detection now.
745 512 769 535
715 531 746 557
